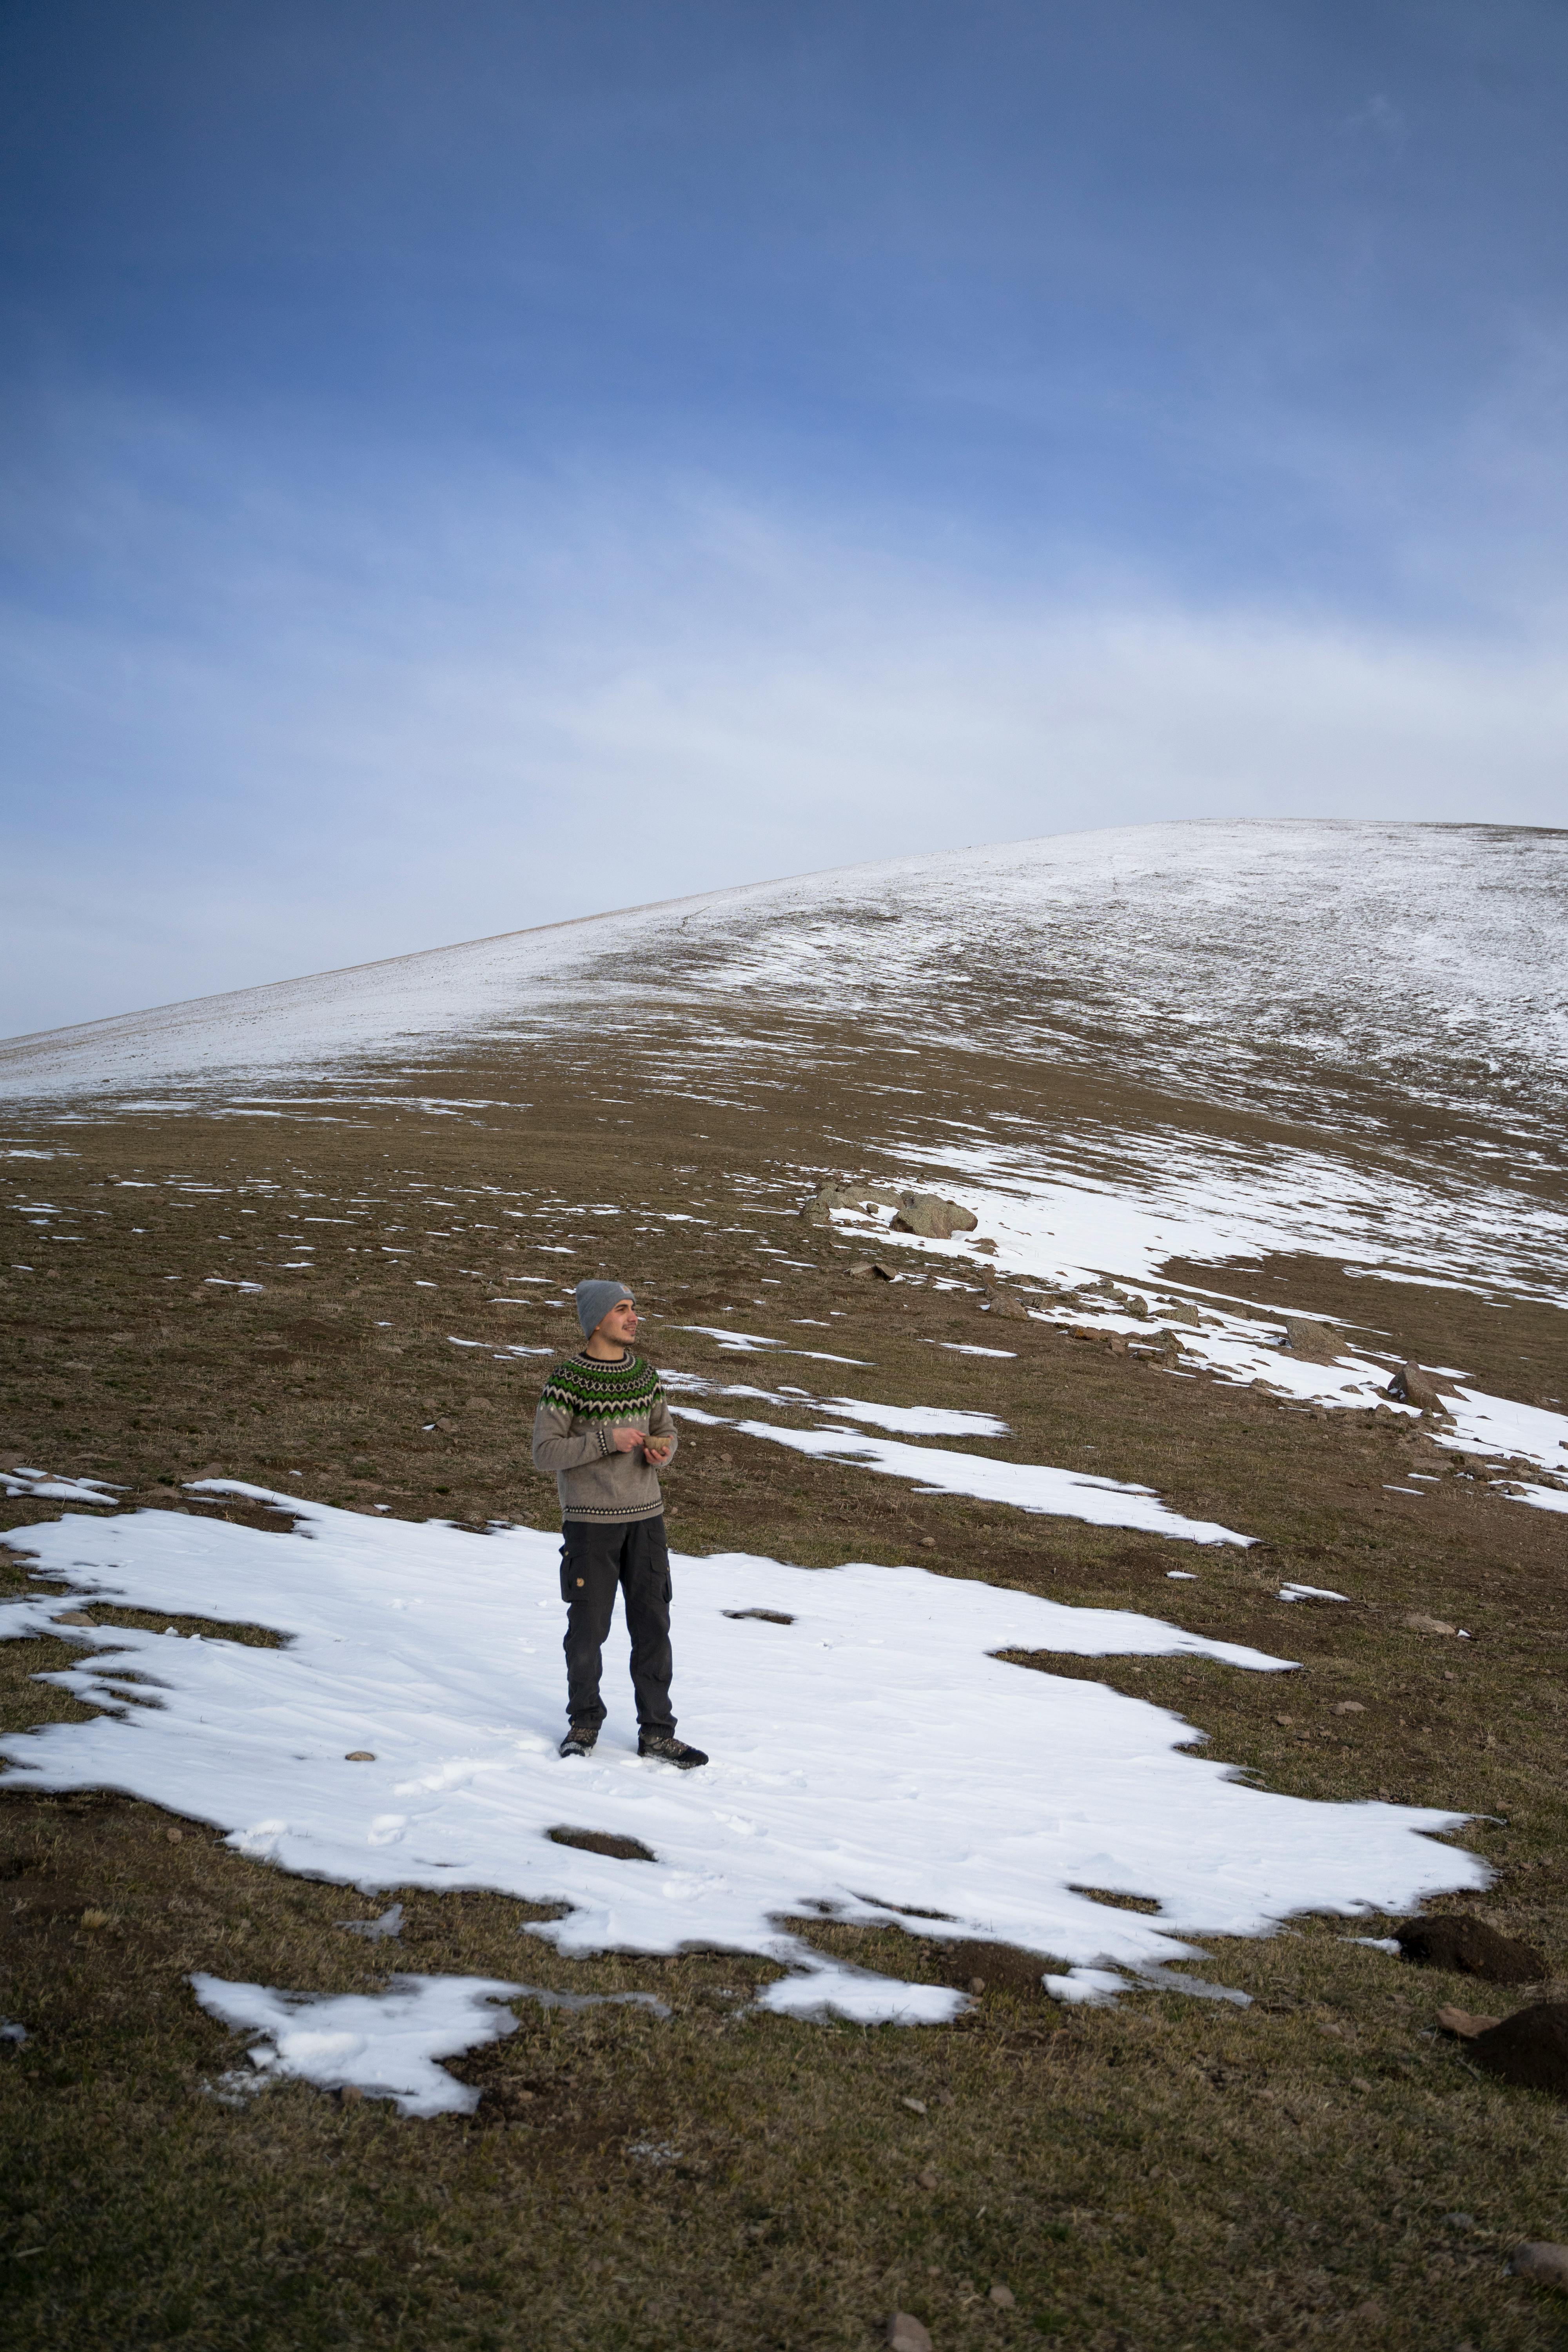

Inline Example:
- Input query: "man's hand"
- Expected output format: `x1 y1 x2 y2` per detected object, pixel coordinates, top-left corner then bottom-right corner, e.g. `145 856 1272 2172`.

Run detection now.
612 1427 673 1465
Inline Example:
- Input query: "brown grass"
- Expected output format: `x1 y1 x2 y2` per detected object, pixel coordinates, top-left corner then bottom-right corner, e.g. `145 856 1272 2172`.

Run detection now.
2 1020 1567 2348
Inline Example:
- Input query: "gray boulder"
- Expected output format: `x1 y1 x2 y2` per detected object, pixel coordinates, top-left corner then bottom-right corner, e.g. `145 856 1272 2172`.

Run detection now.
1280 1316 1343 1363
889 1190 978 1239
1387 1361 1459 1411
800 1178 978 1240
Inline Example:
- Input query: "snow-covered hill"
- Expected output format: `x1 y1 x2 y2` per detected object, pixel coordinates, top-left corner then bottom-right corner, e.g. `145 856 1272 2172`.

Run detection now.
4 821 1566 1150
7 817 1565 1388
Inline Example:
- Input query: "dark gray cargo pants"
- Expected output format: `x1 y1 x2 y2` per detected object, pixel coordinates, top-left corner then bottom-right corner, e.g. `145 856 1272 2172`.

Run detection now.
560 1515 675 1735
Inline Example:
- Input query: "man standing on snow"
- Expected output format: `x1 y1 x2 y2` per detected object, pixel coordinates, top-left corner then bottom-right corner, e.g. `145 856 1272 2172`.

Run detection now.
531 1279 707 1769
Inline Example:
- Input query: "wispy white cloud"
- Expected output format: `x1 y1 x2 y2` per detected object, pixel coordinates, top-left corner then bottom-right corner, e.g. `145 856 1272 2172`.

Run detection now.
4 420 1568 1036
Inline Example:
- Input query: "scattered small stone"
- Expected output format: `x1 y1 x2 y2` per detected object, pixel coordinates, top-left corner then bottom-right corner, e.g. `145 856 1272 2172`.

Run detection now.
1273 1714 1294 1726
1404 1614 1456 1636
989 2283 1016 2307
165 1827 183 1843
1331 1700 1366 1715
345 1751 376 1762
983 1288 1030 1321
916 2167 938 2191
969 1976 986 1994
901 2095 928 2114
1436 2005 1501 2039
802 1178 905 1224
887 2316 933 2352
920 1537 936 1549
1397 1915 1546 1984
338 2084 364 2107
53 1612 94 1627
1508 2242 1568 2287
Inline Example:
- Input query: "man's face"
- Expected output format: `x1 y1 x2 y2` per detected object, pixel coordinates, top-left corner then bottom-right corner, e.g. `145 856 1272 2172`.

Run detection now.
597 1298 639 1347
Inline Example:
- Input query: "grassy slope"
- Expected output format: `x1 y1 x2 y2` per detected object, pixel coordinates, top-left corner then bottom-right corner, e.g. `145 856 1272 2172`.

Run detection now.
2 1024 1567 2351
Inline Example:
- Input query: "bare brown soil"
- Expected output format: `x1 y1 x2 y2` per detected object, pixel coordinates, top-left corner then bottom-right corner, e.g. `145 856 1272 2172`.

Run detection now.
2 1022 1567 2349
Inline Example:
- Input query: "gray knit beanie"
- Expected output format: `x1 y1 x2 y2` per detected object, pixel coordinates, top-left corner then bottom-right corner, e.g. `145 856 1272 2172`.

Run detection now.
575 1278 634 1338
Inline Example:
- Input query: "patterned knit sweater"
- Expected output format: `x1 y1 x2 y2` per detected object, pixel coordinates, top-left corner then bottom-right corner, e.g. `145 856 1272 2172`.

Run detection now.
530 1349 679 1524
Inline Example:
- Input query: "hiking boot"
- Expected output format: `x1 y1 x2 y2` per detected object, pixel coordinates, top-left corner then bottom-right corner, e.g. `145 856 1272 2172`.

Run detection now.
637 1731 708 1770
559 1722 599 1759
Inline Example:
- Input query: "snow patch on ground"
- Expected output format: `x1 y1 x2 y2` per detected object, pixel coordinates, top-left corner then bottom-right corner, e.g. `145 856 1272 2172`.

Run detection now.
0 1490 1485 2013
673 1325 871 1365
192 1972 524 2115
0 1468 122 1507
670 1407 1252 1545
1495 1479 1568 1517
812 1145 1568 1488
755 1956 962 2025
892 1126 1568 1314
1437 1390 1568 1478
661 1371 1007 1440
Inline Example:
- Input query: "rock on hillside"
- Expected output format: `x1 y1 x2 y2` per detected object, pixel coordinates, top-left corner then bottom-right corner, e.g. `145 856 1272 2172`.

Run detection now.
800 1181 976 1239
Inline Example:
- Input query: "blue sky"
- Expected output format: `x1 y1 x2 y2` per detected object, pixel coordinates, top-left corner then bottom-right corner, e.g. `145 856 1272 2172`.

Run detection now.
4 0 1566 1033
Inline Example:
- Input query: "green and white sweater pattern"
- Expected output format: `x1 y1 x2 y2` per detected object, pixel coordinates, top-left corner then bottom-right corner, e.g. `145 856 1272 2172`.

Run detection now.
530 1350 679 1524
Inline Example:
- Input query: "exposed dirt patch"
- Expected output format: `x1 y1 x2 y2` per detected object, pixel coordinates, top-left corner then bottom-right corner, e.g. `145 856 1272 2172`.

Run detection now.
1397 1914 1549 1985
546 1826 658 1862
927 1940 1057 1998
1472 2002 1568 2100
